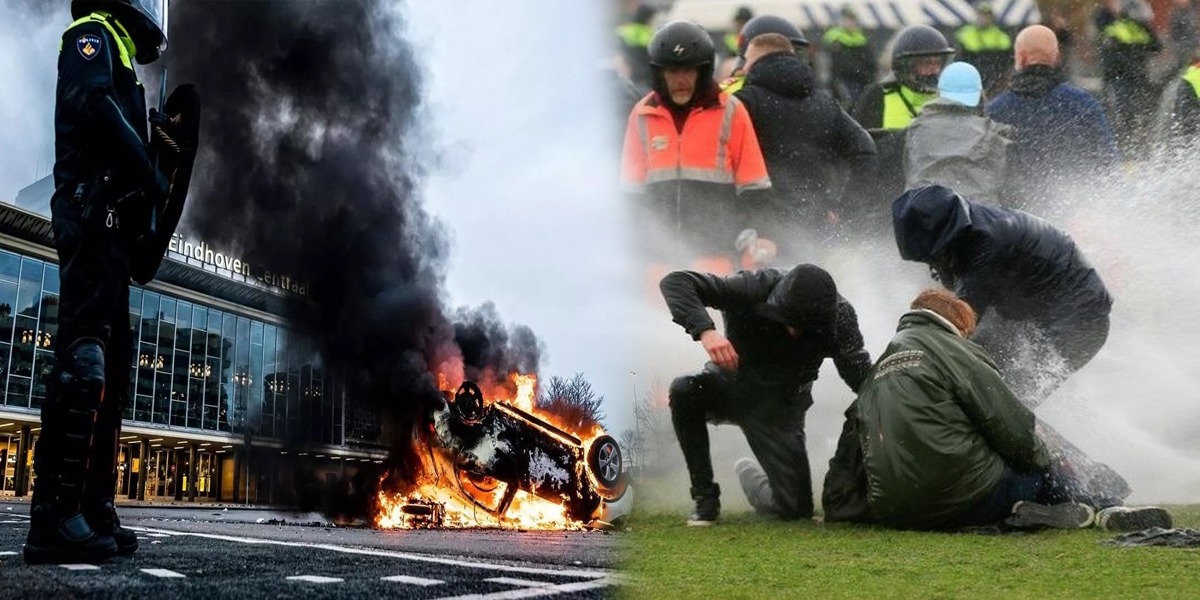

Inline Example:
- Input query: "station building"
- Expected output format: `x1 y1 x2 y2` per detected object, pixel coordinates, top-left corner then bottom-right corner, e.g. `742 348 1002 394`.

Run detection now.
1 180 387 505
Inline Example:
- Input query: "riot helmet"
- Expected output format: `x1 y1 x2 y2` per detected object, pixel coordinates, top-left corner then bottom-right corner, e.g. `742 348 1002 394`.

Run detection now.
648 21 717 106
890 24 955 93
737 14 809 57
72 0 167 64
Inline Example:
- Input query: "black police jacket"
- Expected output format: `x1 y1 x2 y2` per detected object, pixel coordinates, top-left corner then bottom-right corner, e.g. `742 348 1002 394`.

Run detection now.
893 185 1113 327
53 13 155 209
735 52 877 221
659 268 872 391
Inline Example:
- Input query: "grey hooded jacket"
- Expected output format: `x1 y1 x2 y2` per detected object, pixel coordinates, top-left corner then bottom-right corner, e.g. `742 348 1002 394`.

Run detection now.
904 98 1013 205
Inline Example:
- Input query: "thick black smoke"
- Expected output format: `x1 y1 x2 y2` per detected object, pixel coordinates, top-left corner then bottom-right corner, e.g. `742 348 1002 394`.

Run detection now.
164 1 541 483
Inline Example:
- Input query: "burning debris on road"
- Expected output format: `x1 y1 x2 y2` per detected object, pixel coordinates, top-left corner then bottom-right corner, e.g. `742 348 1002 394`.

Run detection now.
375 376 629 531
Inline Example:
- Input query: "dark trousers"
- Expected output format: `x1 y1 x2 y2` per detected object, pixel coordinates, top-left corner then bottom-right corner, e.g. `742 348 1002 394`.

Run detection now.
34 191 134 515
972 312 1110 408
669 367 814 519
950 468 1045 528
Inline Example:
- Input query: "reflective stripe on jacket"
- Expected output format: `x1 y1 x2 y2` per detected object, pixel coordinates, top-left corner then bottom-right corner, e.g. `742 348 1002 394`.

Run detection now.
621 91 770 193
956 24 1012 52
882 86 932 130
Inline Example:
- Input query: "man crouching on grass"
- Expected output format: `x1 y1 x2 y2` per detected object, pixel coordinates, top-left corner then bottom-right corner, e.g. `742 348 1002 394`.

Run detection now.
822 289 1171 531
660 265 872 526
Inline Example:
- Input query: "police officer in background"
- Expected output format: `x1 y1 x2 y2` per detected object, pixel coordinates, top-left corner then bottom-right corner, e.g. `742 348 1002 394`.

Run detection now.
720 14 810 94
823 6 877 107
26 0 199 564
851 25 954 227
853 24 956 131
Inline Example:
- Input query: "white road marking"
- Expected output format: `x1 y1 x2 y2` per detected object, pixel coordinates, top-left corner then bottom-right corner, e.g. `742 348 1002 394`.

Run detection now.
60 564 101 570
141 568 186 578
0 520 26 523
0 551 17 556
433 578 616 600
381 575 445 586
144 533 171 538
124 525 610 579
487 577 554 587
287 575 344 584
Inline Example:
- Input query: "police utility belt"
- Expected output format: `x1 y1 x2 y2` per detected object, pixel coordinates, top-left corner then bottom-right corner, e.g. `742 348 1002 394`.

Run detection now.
70 172 154 234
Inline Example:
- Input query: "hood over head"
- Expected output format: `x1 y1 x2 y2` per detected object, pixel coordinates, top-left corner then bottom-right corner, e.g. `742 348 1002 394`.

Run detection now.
744 51 815 99
892 184 973 262
756 264 838 333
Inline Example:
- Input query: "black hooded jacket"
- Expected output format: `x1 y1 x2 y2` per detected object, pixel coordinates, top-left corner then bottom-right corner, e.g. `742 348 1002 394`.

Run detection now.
735 52 878 220
660 266 872 390
892 185 1112 326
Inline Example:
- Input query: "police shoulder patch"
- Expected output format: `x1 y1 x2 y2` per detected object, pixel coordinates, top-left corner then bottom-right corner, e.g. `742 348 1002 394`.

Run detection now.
77 33 102 60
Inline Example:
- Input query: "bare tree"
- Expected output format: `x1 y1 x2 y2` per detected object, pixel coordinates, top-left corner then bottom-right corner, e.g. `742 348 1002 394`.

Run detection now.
538 372 606 431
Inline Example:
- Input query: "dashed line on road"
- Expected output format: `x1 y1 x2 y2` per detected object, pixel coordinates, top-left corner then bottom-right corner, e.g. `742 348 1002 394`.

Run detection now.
60 564 101 571
0 520 26 523
144 533 172 538
141 568 186 578
381 575 444 586
486 577 554 587
124 525 611 579
287 575 344 584
0 551 17 556
432 577 616 600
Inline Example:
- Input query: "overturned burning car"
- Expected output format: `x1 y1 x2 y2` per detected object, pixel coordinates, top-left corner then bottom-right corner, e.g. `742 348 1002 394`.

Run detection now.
376 379 631 530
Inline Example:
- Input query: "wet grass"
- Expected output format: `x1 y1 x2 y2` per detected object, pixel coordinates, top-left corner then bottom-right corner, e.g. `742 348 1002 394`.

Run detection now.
617 505 1200 599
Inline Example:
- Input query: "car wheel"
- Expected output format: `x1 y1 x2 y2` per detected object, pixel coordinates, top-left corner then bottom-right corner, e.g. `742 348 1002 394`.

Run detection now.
586 435 627 501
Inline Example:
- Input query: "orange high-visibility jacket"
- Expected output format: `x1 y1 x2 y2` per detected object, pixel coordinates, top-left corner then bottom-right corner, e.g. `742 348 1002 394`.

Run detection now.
621 91 771 195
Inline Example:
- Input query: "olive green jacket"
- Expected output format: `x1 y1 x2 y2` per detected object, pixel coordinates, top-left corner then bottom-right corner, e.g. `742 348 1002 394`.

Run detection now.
857 310 1050 529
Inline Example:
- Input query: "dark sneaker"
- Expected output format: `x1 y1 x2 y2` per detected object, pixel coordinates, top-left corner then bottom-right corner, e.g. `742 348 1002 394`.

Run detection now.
1096 506 1173 532
87 500 138 556
24 511 118 565
734 458 779 517
1007 501 1095 529
686 484 720 527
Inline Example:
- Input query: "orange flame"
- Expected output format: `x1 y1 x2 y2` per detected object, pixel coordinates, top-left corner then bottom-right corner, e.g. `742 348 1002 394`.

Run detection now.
373 371 606 530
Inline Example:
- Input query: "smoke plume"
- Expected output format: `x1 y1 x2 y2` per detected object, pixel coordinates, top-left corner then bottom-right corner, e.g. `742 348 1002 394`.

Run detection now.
165 1 539 459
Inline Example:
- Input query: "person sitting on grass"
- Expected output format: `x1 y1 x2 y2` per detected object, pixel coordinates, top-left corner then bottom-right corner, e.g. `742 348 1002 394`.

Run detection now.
822 289 1172 531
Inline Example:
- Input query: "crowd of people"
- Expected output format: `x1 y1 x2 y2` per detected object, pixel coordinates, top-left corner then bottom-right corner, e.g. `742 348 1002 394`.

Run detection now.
616 2 1193 533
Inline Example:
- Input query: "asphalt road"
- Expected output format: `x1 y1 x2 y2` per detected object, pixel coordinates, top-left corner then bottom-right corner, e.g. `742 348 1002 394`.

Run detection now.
0 502 620 599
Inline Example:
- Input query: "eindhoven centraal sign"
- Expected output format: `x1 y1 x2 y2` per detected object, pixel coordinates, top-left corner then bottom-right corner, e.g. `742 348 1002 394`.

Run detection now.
167 234 308 296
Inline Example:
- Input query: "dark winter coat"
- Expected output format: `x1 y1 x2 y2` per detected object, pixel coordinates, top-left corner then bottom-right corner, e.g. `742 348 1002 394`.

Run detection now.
986 66 1119 206
735 52 878 221
892 185 1112 328
659 266 871 390
856 310 1050 530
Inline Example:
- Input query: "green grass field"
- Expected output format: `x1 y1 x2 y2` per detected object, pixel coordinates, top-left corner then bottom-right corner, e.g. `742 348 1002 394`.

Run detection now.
617 505 1200 599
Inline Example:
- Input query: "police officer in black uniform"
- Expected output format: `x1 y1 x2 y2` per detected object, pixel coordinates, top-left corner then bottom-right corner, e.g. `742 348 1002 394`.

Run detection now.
26 0 199 564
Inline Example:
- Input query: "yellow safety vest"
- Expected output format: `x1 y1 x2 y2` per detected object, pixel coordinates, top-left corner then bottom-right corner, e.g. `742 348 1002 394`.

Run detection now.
724 32 739 55
616 22 653 49
62 11 137 71
881 86 932 130
956 24 1012 52
1104 19 1153 46
1184 65 1200 99
823 26 868 48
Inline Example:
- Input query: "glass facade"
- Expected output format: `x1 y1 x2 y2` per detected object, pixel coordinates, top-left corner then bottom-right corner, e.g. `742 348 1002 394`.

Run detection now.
0 248 351 447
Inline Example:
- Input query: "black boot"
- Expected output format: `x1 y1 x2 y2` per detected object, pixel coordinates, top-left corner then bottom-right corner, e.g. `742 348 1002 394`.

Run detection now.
24 502 118 564
24 339 117 564
86 499 138 556
687 483 721 526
